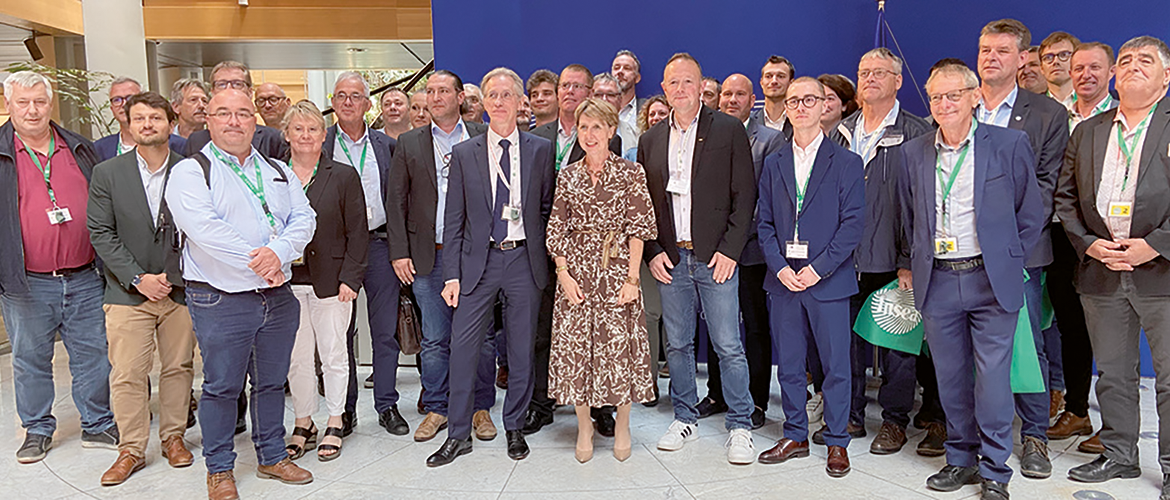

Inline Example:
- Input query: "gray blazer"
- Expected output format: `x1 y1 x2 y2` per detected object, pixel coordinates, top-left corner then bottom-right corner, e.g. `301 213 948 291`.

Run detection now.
1008 89 1071 268
739 119 786 266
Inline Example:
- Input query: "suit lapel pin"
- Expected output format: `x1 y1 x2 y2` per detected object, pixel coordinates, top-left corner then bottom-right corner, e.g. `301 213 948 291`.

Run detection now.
1014 115 1022 121
697 137 704 142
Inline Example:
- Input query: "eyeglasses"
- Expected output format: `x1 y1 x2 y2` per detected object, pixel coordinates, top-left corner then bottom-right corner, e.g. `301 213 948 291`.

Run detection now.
209 110 256 122
783 95 825 110
927 87 976 105
858 68 895 80
1041 51 1073 64
559 82 590 92
332 92 368 104
110 95 134 107
594 91 621 100
212 79 249 91
255 96 287 107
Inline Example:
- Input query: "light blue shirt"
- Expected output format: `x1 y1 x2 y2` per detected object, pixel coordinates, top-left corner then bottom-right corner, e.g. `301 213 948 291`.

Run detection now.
333 125 387 229
431 120 470 244
976 85 1018 128
165 143 316 293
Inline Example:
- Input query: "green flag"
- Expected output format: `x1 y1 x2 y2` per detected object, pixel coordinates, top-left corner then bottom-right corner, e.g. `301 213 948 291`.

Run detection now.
853 280 925 355
1011 293 1046 394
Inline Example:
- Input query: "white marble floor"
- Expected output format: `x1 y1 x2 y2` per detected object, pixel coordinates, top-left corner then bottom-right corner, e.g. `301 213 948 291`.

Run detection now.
0 343 1165 499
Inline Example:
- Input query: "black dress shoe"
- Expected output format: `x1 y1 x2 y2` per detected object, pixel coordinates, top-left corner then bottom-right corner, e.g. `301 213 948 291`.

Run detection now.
187 390 198 430
379 406 410 436
593 409 615 438
750 407 766 430
426 437 472 467
696 397 728 419
506 430 530 460
927 464 982 492
521 409 553 435
1068 455 1142 483
1019 436 1051 479
234 415 247 435
981 479 1009 499
341 411 356 437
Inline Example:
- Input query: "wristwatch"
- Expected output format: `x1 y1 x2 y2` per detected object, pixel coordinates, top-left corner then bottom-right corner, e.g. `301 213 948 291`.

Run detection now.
131 274 144 287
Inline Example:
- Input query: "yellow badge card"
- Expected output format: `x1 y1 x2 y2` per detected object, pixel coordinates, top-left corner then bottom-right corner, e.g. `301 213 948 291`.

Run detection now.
934 237 957 255
1108 202 1132 218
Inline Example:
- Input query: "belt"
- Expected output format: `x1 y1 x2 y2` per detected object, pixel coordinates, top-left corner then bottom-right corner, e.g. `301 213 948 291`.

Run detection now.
573 229 623 267
435 243 443 250
370 230 388 240
933 256 984 271
676 241 694 250
490 239 526 251
28 262 95 278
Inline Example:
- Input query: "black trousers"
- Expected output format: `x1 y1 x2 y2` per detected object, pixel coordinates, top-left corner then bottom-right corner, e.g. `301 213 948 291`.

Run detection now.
1049 225 1093 417
704 264 773 410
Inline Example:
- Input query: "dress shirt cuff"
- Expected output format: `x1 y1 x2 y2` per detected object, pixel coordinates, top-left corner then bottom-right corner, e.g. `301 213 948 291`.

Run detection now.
444 279 459 285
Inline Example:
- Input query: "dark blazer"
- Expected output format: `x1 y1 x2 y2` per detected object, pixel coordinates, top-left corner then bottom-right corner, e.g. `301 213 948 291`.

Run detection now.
0 121 99 295
387 121 488 276
1007 89 1071 268
322 124 397 231
833 106 932 273
739 119 786 266
638 105 756 265
184 124 289 160
93 133 187 162
757 137 865 301
749 107 794 142
1055 96 1170 296
300 157 370 298
86 151 186 305
442 131 555 292
899 124 1043 312
531 120 623 165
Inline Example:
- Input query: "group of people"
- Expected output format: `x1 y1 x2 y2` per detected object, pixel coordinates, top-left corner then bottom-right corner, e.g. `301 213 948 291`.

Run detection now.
3 16 1170 500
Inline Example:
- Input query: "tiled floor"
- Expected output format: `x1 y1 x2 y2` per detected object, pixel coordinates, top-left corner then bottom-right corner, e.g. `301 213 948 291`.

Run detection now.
0 343 1165 499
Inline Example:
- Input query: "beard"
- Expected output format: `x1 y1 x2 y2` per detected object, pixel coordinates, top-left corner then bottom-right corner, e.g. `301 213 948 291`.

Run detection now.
134 131 169 147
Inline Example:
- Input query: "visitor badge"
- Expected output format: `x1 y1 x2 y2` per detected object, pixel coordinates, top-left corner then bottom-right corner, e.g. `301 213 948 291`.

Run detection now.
367 206 374 221
785 240 809 259
46 207 71 225
503 204 522 221
666 177 690 195
935 237 957 255
1108 202 1132 218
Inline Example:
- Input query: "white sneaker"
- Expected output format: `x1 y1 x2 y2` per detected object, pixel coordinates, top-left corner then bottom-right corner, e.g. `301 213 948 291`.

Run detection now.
657 420 698 451
806 392 824 425
726 428 755 465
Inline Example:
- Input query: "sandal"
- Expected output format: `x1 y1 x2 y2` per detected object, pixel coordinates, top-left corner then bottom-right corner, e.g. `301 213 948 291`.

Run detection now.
285 423 318 460
317 426 344 462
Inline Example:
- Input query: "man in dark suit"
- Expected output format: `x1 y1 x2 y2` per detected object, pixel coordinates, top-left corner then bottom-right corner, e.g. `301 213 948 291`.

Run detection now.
183 61 289 160
694 73 784 429
523 63 621 437
900 63 1043 500
639 53 757 464
387 69 498 443
1060 37 1170 496
427 67 555 467
975 19 1071 480
754 76 865 476
87 92 194 486
320 71 404 438
92 77 186 161
749 55 797 141
612 50 646 148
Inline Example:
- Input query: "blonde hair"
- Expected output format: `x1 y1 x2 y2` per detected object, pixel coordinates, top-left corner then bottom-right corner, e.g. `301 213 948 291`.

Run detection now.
281 99 326 132
574 97 619 129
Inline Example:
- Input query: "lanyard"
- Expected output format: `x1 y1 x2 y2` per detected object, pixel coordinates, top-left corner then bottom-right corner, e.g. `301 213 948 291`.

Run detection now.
210 144 277 234
852 122 886 165
935 125 974 231
298 161 319 194
794 161 812 240
555 131 576 169
670 121 697 186
338 134 369 174
432 125 470 169
489 141 515 194
116 139 135 156
17 132 58 206
1116 105 1156 192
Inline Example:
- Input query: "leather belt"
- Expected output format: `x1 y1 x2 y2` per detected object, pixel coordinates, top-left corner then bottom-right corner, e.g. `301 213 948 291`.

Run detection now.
29 262 95 278
676 241 694 250
435 243 443 250
370 230 388 240
490 240 526 251
934 256 984 271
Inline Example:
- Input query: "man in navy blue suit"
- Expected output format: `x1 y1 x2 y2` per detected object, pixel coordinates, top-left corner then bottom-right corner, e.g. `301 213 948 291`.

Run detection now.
900 63 1043 500
426 67 555 467
754 77 865 477
92 77 186 161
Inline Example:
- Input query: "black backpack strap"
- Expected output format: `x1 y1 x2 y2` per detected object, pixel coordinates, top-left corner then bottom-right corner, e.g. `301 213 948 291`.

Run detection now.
193 152 213 187
257 152 288 183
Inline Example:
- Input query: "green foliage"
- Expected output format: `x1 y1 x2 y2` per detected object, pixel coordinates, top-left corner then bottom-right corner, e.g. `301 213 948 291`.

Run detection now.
5 61 117 136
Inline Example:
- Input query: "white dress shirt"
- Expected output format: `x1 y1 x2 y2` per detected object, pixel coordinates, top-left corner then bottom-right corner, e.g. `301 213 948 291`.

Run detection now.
764 108 788 132
1097 108 1153 239
667 110 700 242
135 150 170 223
486 126 526 242
934 120 981 258
332 125 387 229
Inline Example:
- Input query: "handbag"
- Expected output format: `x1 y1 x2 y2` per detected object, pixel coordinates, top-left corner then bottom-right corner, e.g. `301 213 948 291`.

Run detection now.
396 285 423 355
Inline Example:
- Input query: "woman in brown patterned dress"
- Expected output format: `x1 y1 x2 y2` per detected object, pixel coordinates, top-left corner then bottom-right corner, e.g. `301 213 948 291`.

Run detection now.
547 98 657 463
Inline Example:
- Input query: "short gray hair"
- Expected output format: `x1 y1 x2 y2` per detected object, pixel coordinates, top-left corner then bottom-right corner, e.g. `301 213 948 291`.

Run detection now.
4 71 53 100
110 76 141 93
1119 35 1170 69
926 64 980 92
593 72 620 88
480 67 524 96
334 71 370 96
860 48 903 75
170 78 208 104
614 50 642 73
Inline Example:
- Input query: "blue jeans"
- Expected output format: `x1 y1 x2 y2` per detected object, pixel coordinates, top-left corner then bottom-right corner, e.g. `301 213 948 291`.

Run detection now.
1 269 114 437
1014 266 1050 441
657 249 752 430
415 248 496 415
187 282 298 474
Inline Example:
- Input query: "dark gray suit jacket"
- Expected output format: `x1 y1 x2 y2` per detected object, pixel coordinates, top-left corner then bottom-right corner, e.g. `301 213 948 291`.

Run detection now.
87 151 186 305
739 120 786 266
1005 89 1070 268
531 120 623 166
322 124 397 233
748 107 794 142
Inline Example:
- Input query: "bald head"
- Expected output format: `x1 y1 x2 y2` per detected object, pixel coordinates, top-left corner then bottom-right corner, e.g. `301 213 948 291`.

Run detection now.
207 89 257 158
718 73 756 122
254 82 291 128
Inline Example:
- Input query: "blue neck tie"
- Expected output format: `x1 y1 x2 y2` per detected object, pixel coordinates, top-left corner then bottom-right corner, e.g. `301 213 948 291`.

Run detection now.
492 139 511 243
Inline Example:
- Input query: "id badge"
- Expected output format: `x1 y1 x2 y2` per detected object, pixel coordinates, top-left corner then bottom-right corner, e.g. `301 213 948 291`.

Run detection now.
1108 202 1133 218
46 207 71 225
366 206 374 221
291 257 304 266
502 204 521 221
666 177 690 195
935 237 957 255
785 240 809 259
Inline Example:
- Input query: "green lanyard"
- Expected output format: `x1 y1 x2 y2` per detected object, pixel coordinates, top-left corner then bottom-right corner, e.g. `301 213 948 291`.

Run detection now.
794 166 811 240
1116 105 1156 192
300 162 319 194
210 144 277 234
337 134 369 174
116 139 133 156
555 131 575 170
16 132 58 206
935 121 975 230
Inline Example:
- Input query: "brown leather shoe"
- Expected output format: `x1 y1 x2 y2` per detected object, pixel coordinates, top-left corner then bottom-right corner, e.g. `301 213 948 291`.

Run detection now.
256 457 313 485
1050 390 1065 419
1048 411 1093 440
916 422 947 457
207 470 238 500
473 410 498 441
758 438 809 464
414 412 448 442
1078 431 1105 454
870 421 907 455
812 421 866 445
826 445 851 477
496 366 509 389
162 435 194 468
101 450 145 486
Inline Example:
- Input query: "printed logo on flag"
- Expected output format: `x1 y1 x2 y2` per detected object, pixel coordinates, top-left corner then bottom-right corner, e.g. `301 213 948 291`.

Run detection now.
870 287 921 335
